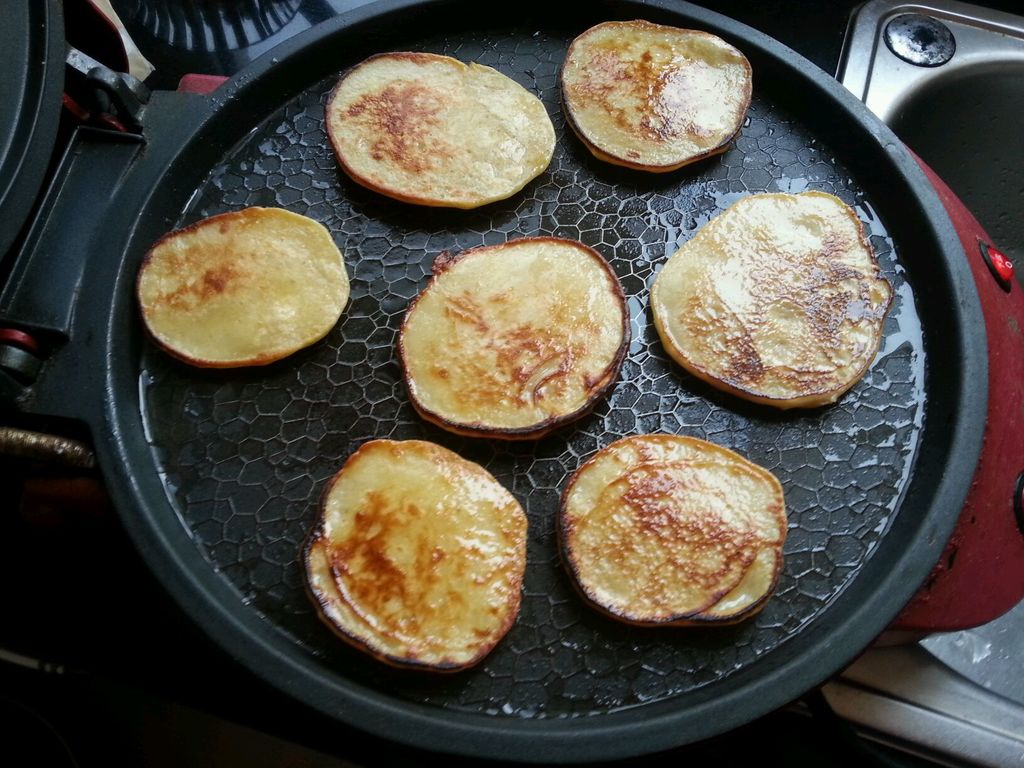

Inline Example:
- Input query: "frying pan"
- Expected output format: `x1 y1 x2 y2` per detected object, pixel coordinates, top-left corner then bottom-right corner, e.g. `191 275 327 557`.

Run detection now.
1 0 987 761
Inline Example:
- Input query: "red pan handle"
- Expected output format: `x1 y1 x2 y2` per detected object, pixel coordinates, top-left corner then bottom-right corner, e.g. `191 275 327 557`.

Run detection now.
177 74 229 95
890 152 1024 633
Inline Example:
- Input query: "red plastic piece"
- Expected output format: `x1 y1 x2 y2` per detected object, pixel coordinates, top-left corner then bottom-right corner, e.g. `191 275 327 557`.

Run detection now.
987 244 1015 285
891 151 1024 632
61 92 90 123
177 74 229 96
0 328 42 353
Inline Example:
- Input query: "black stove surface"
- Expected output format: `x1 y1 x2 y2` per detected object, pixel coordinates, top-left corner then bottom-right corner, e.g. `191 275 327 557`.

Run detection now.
111 0 860 88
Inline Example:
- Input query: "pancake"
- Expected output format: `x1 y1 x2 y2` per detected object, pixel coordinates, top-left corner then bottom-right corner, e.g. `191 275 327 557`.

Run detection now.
304 439 527 671
561 20 752 172
326 52 555 208
651 191 893 408
694 547 780 624
398 237 629 439
137 207 349 368
560 434 786 626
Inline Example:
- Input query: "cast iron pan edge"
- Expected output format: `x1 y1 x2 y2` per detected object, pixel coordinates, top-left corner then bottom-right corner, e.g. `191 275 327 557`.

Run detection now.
89 0 987 761
0 0 64 264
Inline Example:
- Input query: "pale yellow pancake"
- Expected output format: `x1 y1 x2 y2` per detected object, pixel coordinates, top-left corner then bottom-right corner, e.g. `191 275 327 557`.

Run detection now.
560 434 786 626
399 237 629 439
651 192 893 408
326 52 555 208
304 440 527 671
137 207 349 368
561 20 752 171
693 547 780 624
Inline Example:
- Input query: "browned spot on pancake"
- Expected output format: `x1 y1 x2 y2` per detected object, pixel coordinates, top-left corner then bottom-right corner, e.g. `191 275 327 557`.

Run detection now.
495 329 553 382
820 231 851 261
571 41 707 142
201 264 237 295
492 326 579 404
599 466 754 598
621 466 687 523
345 82 451 173
567 46 652 137
432 250 462 274
571 49 632 97
805 289 851 346
680 293 766 387
155 262 241 310
444 294 489 333
328 490 469 641
770 241 882 369
429 317 586 413
723 326 765 384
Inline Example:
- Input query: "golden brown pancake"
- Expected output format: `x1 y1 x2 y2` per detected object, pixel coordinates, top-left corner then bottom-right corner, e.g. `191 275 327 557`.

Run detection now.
137 207 349 368
398 237 629 439
304 439 527 671
651 191 893 408
693 548 780 624
560 434 786 626
561 20 752 172
326 52 555 208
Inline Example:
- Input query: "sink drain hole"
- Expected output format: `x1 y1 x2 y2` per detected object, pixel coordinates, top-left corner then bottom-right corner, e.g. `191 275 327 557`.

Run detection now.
884 14 956 67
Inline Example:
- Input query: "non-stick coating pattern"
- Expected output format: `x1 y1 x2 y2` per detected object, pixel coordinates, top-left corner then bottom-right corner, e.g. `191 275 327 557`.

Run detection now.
140 27 924 718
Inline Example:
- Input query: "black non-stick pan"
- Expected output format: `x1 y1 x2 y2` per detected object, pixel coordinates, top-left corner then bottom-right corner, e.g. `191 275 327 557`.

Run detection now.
0 0 63 263
4 0 987 762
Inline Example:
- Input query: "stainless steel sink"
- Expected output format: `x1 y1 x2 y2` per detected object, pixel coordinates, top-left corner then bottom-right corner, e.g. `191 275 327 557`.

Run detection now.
839 0 1024 274
833 3 1024 765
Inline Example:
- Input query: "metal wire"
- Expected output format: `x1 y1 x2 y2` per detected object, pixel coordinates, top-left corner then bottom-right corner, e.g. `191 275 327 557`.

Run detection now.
0 427 96 469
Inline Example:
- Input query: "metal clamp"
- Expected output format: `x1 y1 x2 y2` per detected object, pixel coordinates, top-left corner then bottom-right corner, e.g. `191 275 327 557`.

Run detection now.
66 46 150 132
